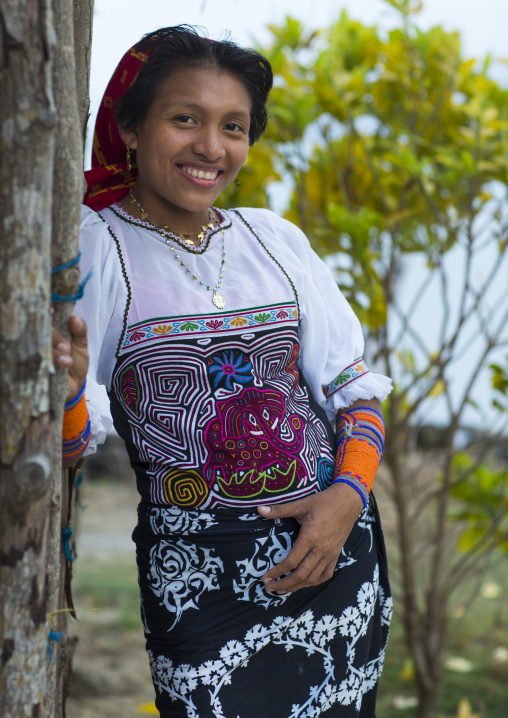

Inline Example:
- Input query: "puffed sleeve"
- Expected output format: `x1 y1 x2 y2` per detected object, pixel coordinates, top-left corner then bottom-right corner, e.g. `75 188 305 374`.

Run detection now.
74 206 126 454
272 214 392 425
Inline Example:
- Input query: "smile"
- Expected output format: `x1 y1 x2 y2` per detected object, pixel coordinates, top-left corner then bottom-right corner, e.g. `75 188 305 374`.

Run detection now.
180 165 220 180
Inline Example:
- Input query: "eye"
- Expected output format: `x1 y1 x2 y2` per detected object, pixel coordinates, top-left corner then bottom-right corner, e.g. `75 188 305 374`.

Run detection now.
262 408 270 421
224 121 245 133
175 115 196 124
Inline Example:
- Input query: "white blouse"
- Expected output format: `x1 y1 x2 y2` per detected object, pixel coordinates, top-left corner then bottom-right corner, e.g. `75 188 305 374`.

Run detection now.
76 204 392 455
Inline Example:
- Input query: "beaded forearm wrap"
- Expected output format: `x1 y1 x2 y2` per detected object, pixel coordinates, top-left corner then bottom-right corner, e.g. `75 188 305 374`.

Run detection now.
62 382 90 460
332 406 385 507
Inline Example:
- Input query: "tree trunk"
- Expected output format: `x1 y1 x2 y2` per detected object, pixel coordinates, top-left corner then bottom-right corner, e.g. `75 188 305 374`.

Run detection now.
45 0 86 709
0 1 93 715
0 1 57 715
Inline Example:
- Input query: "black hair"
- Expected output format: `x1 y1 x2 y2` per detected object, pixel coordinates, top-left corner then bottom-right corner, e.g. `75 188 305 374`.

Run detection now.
114 25 273 145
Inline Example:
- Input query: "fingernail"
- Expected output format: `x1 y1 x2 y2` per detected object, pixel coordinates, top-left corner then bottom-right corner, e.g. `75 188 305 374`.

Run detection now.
57 342 70 352
262 577 271 584
258 506 271 514
58 355 72 367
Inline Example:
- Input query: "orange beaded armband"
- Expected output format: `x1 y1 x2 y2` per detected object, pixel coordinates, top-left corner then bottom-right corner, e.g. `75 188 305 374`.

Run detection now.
62 385 90 460
333 407 385 507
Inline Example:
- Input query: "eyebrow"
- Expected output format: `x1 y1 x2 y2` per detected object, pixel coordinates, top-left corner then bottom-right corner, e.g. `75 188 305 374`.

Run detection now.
167 101 250 120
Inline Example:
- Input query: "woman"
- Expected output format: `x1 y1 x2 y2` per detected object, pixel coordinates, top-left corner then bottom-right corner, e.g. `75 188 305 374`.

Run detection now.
54 26 392 717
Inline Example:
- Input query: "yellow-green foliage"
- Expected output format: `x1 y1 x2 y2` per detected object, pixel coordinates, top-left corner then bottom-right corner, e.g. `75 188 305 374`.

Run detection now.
229 5 508 332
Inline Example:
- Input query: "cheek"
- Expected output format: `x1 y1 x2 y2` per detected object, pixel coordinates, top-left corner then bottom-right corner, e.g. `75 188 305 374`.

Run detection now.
234 143 249 170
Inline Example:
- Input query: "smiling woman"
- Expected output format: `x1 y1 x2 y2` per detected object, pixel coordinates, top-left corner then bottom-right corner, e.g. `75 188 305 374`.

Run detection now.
57 24 394 718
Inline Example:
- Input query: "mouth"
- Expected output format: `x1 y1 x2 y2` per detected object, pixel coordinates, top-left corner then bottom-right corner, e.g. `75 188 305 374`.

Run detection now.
179 165 223 183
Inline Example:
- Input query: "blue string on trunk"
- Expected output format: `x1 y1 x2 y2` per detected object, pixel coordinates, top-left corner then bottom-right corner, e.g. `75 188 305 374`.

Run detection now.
51 252 92 302
47 630 63 662
60 527 74 562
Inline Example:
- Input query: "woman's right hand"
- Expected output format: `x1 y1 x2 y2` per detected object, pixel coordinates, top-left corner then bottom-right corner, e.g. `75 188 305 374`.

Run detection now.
52 315 89 402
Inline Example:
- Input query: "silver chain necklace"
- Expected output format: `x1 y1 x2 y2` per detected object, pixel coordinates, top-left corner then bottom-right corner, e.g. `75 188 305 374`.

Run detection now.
166 231 226 309
128 189 227 309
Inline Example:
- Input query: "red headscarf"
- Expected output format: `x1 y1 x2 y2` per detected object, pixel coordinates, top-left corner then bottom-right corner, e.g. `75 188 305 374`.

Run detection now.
83 45 150 210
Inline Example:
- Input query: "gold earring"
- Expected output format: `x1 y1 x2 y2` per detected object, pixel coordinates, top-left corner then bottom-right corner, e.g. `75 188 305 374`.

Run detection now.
234 176 240 187
126 147 132 171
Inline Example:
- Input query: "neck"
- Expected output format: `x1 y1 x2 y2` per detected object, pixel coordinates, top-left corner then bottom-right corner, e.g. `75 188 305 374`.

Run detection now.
124 188 214 245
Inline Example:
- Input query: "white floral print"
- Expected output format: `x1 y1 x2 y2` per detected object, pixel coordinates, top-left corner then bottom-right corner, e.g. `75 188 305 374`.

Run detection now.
149 565 392 717
148 538 224 629
149 506 218 535
233 528 294 609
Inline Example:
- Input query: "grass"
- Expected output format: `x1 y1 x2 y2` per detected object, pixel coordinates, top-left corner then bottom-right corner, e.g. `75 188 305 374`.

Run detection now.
72 555 144 631
377 559 508 717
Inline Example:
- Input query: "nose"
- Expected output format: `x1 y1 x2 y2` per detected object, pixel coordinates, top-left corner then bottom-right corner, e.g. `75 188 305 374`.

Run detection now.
192 126 225 160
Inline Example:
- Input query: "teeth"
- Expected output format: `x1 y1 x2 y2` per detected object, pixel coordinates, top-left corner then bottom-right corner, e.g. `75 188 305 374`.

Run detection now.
182 166 218 180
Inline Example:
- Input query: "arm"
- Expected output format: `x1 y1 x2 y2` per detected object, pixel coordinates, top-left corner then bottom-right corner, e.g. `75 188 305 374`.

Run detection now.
52 315 89 469
257 396 383 594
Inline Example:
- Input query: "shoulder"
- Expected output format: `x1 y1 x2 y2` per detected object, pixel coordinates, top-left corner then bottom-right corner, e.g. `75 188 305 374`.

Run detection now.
81 204 106 230
229 207 311 253
79 205 123 267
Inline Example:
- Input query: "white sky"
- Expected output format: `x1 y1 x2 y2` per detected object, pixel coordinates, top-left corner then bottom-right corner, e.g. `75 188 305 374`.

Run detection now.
89 0 508 140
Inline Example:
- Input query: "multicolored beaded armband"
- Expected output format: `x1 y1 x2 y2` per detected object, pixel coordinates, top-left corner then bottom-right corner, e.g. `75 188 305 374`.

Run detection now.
332 406 385 507
62 382 90 460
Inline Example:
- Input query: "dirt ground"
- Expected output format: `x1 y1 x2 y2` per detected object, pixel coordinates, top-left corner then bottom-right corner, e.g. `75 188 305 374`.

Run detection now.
66 477 157 717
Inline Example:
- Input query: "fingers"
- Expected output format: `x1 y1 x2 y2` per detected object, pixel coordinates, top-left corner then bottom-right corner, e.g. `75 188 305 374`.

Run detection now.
68 314 87 346
257 497 306 520
52 328 73 368
263 545 339 594
269 557 337 594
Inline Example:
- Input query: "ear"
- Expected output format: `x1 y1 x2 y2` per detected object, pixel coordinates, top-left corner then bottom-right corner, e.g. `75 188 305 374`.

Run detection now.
119 126 138 151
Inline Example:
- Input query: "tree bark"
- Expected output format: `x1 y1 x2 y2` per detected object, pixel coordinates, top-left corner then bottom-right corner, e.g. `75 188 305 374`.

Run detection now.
0 1 57 716
45 1 94 714
45 0 84 708
0 0 93 715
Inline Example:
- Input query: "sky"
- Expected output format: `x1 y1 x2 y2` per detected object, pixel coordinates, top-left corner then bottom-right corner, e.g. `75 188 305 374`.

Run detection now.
89 0 508 134
88 0 508 429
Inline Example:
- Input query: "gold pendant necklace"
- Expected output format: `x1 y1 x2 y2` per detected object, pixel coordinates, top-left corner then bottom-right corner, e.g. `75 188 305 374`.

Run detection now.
166 233 226 308
127 191 227 308
129 189 215 247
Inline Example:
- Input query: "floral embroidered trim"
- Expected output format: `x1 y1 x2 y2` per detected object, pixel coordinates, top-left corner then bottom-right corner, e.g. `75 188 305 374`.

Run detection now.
322 357 370 398
121 303 298 351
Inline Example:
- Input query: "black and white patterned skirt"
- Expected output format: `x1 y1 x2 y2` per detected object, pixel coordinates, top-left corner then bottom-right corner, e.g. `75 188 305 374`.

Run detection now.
133 495 391 718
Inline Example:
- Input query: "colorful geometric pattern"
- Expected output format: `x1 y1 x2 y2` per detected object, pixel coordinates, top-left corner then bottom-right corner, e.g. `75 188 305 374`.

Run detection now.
110 304 335 509
121 303 299 351
322 357 370 398
333 407 385 506
62 393 90 460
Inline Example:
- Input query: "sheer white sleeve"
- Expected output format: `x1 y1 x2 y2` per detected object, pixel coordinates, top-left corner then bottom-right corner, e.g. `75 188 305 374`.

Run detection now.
264 212 393 425
74 206 126 455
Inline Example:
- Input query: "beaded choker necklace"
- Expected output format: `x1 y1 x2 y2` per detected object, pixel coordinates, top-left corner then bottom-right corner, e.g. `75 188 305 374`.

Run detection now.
122 191 227 309
128 189 216 248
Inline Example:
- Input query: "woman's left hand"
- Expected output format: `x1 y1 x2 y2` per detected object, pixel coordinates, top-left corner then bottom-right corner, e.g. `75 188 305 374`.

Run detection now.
52 315 89 402
257 481 364 593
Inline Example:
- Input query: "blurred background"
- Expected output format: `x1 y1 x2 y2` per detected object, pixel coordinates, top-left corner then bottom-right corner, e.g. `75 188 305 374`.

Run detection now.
68 2 508 717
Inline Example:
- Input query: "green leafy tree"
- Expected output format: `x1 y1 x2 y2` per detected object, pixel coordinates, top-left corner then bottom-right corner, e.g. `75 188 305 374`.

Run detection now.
220 2 508 716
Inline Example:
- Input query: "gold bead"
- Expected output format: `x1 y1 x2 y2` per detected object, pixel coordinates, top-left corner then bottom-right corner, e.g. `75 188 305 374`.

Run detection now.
170 247 175 251
192 276 197 280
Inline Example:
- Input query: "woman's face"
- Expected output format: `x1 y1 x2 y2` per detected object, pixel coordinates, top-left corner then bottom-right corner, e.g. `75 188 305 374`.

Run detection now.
122 66 251 221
